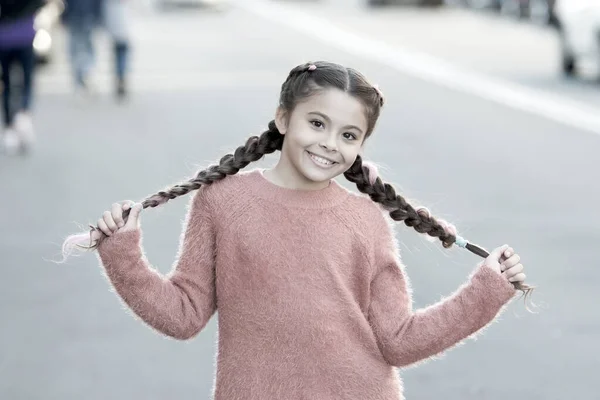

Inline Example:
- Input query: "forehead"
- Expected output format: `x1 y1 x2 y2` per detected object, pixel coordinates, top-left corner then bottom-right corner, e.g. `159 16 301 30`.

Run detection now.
294 88 368 131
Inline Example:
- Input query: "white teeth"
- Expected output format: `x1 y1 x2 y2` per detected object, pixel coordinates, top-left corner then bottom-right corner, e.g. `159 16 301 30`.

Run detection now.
309 153 334 165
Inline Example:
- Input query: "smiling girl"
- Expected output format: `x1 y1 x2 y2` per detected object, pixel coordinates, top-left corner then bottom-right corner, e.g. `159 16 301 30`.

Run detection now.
62 61 531 400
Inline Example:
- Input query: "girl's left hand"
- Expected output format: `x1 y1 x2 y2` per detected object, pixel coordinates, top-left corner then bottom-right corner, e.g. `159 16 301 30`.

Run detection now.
500 246 526 283
482 244 526 284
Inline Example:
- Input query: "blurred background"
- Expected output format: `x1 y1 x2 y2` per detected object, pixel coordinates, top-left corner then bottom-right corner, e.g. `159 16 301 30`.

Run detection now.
1 0 599 399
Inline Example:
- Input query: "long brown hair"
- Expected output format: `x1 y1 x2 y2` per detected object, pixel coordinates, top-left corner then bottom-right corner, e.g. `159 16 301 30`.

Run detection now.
62 61 534 302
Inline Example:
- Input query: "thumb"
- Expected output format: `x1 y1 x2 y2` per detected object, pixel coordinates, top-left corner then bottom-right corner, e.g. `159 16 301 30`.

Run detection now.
481 244 509 274
488 244 510 261
123 203 143 230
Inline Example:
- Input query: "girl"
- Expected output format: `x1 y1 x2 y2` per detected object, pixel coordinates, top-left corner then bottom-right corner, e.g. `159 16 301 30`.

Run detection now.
62 61 532 399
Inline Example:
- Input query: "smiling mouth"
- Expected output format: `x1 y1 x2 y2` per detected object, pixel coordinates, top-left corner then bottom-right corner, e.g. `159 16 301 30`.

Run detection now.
307 151 338 167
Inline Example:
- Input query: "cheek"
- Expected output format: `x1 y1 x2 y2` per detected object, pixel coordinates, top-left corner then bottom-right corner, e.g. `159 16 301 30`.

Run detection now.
341 143 362 163
282 131 310 160
288 125 314 149
288 134 310 153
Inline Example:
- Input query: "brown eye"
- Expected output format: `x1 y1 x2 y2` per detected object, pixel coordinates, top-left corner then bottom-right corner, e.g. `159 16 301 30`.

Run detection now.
311 120 324 128
343 132 357 140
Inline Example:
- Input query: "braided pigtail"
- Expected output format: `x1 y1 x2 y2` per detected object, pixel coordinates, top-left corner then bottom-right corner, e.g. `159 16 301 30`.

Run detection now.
344 155 535 303
60 121 283 260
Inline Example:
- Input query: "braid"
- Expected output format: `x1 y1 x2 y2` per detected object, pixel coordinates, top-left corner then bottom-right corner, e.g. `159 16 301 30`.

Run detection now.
344 155 454 248
86 121 283 250
344 155 534 299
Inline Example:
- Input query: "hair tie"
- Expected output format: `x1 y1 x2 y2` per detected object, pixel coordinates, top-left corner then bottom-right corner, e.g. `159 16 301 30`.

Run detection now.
454 235 468 248
307 64 317 71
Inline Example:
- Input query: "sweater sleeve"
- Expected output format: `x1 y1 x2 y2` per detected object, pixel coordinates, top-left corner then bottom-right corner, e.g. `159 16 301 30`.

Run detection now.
367 216 517 368
96 188 218 340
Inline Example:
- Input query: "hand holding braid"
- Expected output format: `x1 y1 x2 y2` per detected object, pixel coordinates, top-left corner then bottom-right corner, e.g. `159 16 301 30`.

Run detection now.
344 155 534 300
69 121 284 252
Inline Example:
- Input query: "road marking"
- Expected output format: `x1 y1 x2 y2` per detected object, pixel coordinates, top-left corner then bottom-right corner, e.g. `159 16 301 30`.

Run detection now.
234 0 600 135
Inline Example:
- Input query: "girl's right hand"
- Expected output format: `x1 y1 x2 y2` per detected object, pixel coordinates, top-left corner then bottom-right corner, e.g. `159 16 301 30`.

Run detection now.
95 201 143 239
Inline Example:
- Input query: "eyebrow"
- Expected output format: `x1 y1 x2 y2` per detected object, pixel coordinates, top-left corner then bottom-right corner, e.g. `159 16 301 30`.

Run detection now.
308 111 364 135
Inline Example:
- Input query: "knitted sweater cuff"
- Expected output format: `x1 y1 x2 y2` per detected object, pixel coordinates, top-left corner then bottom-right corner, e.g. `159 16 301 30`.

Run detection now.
471 264 518 313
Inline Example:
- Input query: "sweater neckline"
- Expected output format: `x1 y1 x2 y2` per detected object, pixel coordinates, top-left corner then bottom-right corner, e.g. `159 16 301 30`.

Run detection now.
245 169 349 209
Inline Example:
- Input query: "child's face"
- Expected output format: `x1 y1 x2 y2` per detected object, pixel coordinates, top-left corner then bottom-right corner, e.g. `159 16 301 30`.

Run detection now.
276 88 368 187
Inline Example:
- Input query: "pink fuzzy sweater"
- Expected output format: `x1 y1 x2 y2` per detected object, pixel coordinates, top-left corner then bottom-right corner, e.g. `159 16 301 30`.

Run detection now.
97 169 516 400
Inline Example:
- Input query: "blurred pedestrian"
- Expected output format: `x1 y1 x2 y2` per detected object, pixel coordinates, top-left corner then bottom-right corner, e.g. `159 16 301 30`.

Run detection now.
0 0 45 155
103 0 131 99
61 61 532 399
61 0 103 93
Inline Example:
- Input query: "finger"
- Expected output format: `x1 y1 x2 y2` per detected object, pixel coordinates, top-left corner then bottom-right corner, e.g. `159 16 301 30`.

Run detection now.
103 210 118 233
509 272 526 283
501 254 521 271
124 203 143 230
499 246 513 262
122 201 136 225
503 263 524 279
122 200 136 211
90 228 103 243
97 218 112 237
489 244 510 261
112 203 125 228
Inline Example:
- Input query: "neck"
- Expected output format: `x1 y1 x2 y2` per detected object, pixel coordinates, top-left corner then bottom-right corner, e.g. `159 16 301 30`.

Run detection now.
264 157 330 191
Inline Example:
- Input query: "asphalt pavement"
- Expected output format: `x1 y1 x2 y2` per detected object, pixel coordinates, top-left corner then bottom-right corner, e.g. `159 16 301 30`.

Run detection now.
1 1 599 399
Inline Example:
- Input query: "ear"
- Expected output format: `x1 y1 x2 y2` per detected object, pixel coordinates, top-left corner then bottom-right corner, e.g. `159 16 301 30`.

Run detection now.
275 107 288 135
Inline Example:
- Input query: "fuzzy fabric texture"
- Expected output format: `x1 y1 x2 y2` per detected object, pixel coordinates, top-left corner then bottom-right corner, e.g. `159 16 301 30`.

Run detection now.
97 169 517 400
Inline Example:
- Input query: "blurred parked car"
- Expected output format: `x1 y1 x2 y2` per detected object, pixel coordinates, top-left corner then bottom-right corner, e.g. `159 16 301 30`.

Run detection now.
554 0 600 79
33 0 65 64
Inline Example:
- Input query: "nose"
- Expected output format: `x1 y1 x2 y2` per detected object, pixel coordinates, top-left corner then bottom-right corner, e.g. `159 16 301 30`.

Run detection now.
319 134 338 152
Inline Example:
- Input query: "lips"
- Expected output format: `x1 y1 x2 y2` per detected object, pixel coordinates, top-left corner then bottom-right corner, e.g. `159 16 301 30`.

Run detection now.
307 151 338 165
